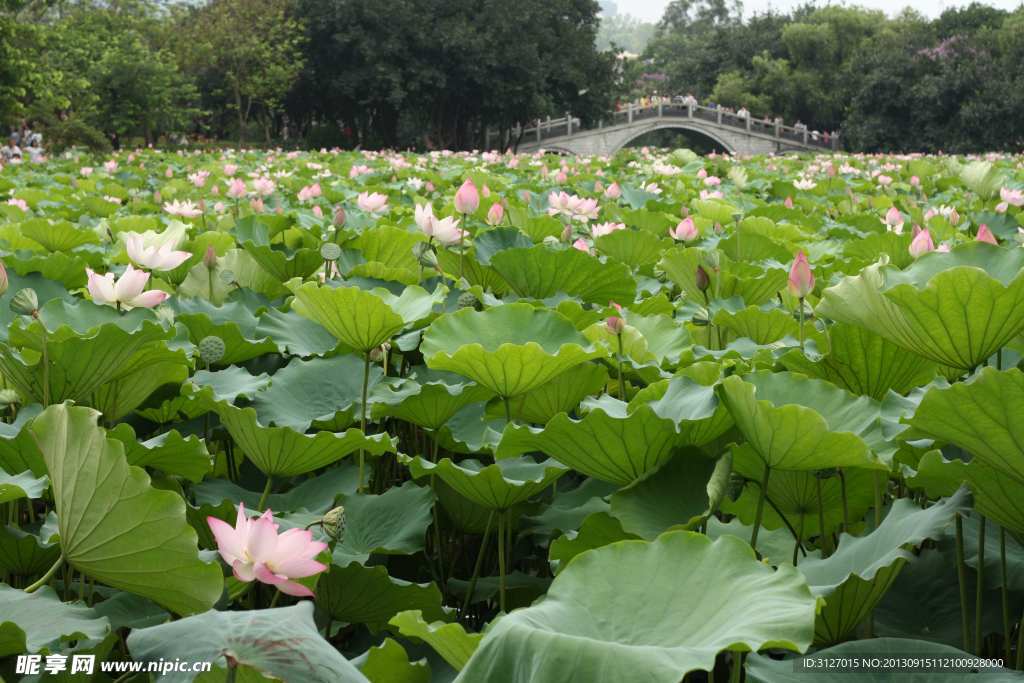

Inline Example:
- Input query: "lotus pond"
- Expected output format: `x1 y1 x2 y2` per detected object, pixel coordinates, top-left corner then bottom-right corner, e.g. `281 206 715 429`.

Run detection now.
1 147 1024 682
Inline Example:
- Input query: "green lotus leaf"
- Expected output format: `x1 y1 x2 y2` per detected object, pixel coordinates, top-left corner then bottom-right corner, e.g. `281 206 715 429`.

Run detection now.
30 403 222 615
127 603 368 683
4 250 93 289
641 373 735 446
714 305 799 345
904 367 1024 483
0 469 47 503
193 465 356 515
522 478 615 540
659 248 787 305
354 638 430 683
237 224 323 281
333 482 434 566
706 517 800 568
718 372 888 471
0 521 61 576
548 511 639 572
817 243 1024 370
471 227 533 266
0 404 45 477
457 531 817 683
488 245 637 305
780 323 937 399
255 307 339 356
718 230 792 263
389 610 482 672
108 424 212 483
420 303 605 398
172 298 278 365
90 343 192 420
0 585 110 657
798 488 967 644
435 402 506 454
350 224 426 273
403 455 567 510
504 362 608 425
594 228 666 268
18 217 102 252
609 449 722 539
372 367 494 431
317 563 447 629
746 637 1012 683
187 366 272 404
723 444 876 541
496 397 679 486
289 280 442 352
213 402 396 477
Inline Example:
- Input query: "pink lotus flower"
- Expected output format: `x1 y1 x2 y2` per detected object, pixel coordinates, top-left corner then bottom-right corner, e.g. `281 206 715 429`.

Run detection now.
165 167 174 178
80 167 94 177
977 224 998 244
297 183 322 202
883 206 904 234
251 197 265 213
251 177 276 196
1001 187 1024 207
555 170 568 184
670 217 698 241
909 229 935 258
207 503 327 598
427 216 465 245
312 205 323 218
877 175 893 186
486 203 504 226
547 191 573 217
223 163 238 177
214 201 226 214
188 170 210 188
6 198 28 212
414 203 435 233
787 252 814 299
125 233 191 271
349 164 372 178
910 176 920 187
572 238 591 254
703 176 721 187
793 178 816 191
604 182 621 199
697 169 708 179
226 178 247 199
590 222 624 238
86 265 168 309
357 192 388 213
163 200 202 218
454 179 480 214
104 160 118 174
996 202 1009 214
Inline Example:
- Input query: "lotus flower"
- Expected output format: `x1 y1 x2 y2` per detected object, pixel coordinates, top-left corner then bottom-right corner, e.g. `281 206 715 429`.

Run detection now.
125 232 192 271
163 200 202 218
1000 187 1024 207
104 160 118 174
297 183 321 202
669 217 698 241
793 178 816 191
357 191 389 213
909 228 935 258
787 252 814 299
223 163 238 177
251 176 276 196
188 170 210 188
6 198 28 212
454 179 480 214
207 503 328 598
414 203 434 233
486 203 504 226
572 238 591 253
427 216 465 246
590 222 625 238
604 182 621 199
80 166 94 177
226 178 247 199
86 265 168 309
883 206 904 234
784 196 794 209
977 224 998 244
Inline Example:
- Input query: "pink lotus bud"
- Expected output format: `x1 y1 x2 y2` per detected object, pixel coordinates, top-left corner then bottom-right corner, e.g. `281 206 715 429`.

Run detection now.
695 265 710 292
153 191 162 204
977 224 998 244
334 206 346 226
605 316 625 335
203 246 218 270
486 203 504 226
949 208 960 225
454 179 480 214
562 224 574 242
910 176 920 187
787 252 814 298
594 180 605 193
481 185 491 198
697 169 708 179
909 229 935 258
313 205 323 218
251 198 264 213
604 182 621 199
784 196 794 209
555 170 568 183
165 167 173 178
572 238 590 253
669 217 698 241
996 202 1009 214
425 181 435 193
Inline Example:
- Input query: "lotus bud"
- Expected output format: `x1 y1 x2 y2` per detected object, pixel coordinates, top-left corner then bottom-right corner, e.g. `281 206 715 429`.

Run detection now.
198 335 226 365
977 224 998 245
368 342 390 363
203 246 218 271
908 229 935 258
787 252 814 298
321 505 347 542
333 206 346 226
561 223 573 242
10 288 38 317
485 203 504 226
0 260 7 297
695 266 710 293
414 241 438 269
605 316 625 335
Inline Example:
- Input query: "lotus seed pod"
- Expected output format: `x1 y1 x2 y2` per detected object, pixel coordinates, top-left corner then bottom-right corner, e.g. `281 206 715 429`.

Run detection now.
456 291 479 310
368 341 391 363
322 505 346 542
320 242 342 261
10 288 38 316
198 335 226 365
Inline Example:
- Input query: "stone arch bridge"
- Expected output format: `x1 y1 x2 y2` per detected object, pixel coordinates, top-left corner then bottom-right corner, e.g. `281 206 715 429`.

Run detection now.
487 102 838 156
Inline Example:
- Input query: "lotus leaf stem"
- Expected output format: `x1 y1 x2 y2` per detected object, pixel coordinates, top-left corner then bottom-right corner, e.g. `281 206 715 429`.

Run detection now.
24 552 64 594
955 513 971 652
749 462 771 552
976 515 986 655
463 510 495 615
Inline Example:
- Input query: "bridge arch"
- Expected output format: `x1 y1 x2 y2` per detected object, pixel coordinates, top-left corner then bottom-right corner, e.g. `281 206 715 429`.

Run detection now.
611 121 736 155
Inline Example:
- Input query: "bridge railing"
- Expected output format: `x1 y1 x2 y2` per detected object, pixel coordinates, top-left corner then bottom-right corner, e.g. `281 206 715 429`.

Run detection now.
493 102 839 152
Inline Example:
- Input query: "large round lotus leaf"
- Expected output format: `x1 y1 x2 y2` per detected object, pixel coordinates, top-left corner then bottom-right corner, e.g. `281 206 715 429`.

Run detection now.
747 637 1015 683
353 638 430 683
30 404 223 615
389 610 482 672
289 280 441 352
594 228 666 268
496 397 680 486
455 531 817 683
503 362 608 425
488 245 636 305
214 402 397 477
317 563 446 629
372 367 494 431
905 367 1024 484
817 243 1024 370
718 373 887 471
403 455 567 510
128 602 368 683
659 248 787 306
798 489 967 644
0 584 110 657
420 303 605 398
780 322 937 399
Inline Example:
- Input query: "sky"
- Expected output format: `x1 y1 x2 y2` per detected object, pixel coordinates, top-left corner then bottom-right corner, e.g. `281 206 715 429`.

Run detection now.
610 0 1022 22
